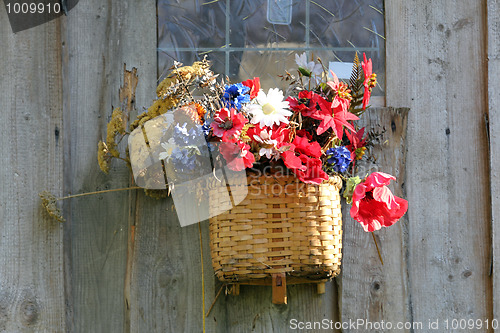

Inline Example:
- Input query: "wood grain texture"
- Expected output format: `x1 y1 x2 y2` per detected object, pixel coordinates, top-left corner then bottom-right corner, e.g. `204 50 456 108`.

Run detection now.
0 9 66 333
488 0 500 325
340 107 410 331
215 281 338 332
129 199 219 332
61 0 156 331
386 0 492 329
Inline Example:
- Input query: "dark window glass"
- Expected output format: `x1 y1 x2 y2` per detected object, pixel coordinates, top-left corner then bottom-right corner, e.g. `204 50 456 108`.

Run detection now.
158 0 385 98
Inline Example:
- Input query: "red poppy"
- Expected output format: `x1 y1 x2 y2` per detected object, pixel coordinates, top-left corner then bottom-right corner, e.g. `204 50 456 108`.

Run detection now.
211 108 248 140
350 172 408 232
242 77 261 99
292 133 322 158
219 139 255 171
292 155 328 184
280 149 306 171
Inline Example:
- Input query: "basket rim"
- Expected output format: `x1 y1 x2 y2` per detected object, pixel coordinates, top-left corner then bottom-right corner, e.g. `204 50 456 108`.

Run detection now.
245 172 342 189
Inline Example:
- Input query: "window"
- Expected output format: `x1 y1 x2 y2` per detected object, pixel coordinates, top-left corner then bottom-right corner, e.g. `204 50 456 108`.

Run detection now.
158 0 385 100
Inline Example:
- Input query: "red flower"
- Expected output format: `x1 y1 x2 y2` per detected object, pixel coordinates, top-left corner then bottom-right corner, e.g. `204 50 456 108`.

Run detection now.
287 90 317 117
345 127 367 161
278 134 327 184
288 85 357 139
280 149 305 171
211 108 248 140
350 172 408 232
295 129 312 141
219 139 255 171
293 155 328 184
242 77 261 99
316 97 358 139
247 123 290 145
327 71 352 113
361 53 376 110
292 133 322 158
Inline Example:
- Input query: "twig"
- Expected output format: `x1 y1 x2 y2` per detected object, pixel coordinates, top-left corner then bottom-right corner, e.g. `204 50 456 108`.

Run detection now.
57 186 141 201
371 232 384 265
206 284 224 317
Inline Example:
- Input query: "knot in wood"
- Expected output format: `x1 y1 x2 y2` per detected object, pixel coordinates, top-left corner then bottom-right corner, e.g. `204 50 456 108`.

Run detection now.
20 299 39 325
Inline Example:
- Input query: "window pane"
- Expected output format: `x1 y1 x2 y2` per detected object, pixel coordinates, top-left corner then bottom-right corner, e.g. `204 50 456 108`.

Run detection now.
234 51 301 91
309 0 385 95
158 0 385 97
233 0 306 48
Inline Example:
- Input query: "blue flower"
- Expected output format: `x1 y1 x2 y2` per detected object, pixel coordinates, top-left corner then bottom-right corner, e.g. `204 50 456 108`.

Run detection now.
201 121 211 137
222 83 250 110
326 146 352 173
171 147 197 172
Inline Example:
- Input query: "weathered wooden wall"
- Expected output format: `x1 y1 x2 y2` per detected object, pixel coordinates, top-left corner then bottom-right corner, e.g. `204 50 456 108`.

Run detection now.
60 1 156 332
0 0 497 332
386 1 492 331
0 9 66 333
340 107 411 330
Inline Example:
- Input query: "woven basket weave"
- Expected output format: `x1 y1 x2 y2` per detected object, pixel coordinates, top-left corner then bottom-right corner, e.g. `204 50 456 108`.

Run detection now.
209 173 343 283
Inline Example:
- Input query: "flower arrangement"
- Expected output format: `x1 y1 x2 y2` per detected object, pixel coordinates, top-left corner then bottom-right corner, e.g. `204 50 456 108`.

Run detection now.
36 51 408 308
94 52 407 233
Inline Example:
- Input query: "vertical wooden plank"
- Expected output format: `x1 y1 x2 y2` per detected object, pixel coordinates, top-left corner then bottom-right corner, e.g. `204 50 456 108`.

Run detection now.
386 0 492 328
61 0 156 331
129 199 220 332
340 107 410 330
0 10 66 333
487 0 500 327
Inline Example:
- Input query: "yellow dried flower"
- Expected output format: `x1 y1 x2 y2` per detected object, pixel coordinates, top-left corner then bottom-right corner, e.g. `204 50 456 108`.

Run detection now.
39 191 65 223
105 108 126 158
97 140 110 173
130 96 178 132
156 61 211 97
156 76 177 98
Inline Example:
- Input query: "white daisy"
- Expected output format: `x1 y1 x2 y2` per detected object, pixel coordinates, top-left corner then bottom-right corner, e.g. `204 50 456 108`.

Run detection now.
159 141 174 160
245 88 292 127
253 129 279 159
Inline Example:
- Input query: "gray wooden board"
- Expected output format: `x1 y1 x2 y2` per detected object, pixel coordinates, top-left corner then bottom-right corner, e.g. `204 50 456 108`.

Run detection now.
339 107 410 331
386 1 492 330
488 0 500 327
0 10 66 333
215 282 338 332
129 198 220 332
61 0 156 331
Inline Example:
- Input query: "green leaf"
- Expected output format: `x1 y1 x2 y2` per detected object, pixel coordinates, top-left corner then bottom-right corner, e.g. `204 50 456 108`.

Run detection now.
343 176 362 204
298 67 312 77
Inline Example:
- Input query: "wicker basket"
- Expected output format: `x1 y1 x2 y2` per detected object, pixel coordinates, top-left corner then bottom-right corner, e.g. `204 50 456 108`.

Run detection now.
209 173 343 290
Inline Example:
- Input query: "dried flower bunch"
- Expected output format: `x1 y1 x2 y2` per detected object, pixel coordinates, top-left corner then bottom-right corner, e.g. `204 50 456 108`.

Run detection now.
39 191 65 223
